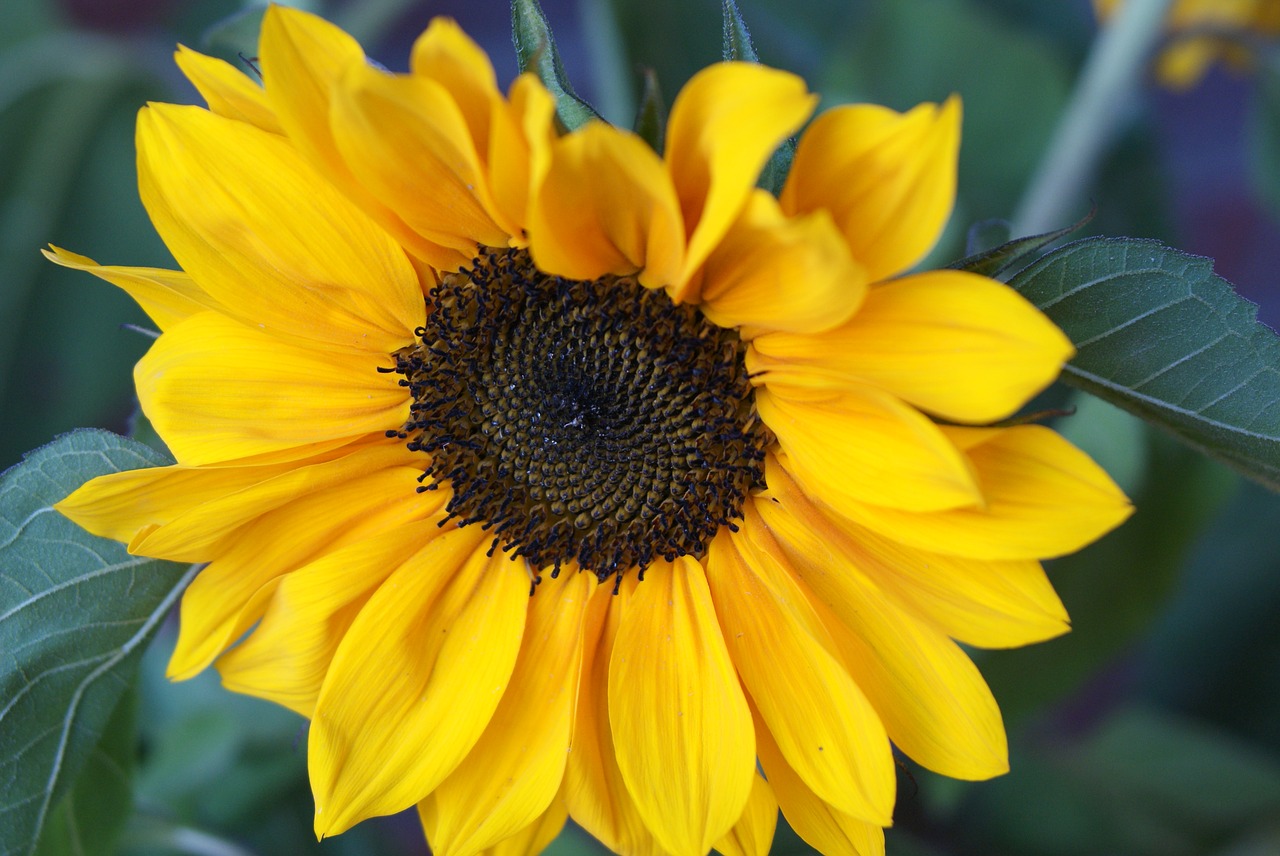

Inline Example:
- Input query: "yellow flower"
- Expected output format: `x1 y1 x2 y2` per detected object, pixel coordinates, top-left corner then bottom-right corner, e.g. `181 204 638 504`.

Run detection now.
1094 0 1280 89
49 7 1131 856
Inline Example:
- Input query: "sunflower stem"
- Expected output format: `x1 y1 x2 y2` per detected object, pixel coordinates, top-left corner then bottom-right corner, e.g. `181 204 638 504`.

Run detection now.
1010 0 1175 237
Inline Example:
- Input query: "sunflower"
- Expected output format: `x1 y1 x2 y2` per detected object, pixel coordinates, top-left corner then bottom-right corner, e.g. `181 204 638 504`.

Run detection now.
1094 0 1280 89
50 6 1131 856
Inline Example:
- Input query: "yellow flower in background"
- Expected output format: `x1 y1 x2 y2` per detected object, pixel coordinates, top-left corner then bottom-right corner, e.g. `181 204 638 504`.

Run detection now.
49 6 1131 856
1094 0 1280 89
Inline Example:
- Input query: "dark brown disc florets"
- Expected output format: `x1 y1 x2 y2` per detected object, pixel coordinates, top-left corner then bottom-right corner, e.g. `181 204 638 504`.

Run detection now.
386 248 769 588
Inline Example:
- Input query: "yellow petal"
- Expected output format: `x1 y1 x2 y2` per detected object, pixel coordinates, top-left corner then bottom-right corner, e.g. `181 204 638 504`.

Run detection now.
749 269 1073 422
609 557 755 856
56 456 290 550
215 514 448 716
139 445 413 565
885 555 1069 649
816 595 1008 781
310 527 529 837
424 571 593 856
174 44 281 134
759 455 1067 648
755 384 980 513
135 312 407 467
665 63 816 300
483 799 568 856
55 439 409 561
528 121 685 288
699 191 867 336
486 74 557 239
781 98 960 283
714 774 778 856
260 5 453 269
260 5 362 176
164 458 431 681
43 245 222 331
137 104 424 353
751 472 1009 780
433 790 568 856
564 578 669 856
410 17 499 162
834 425 1133 560
705 523 894 825
332 60 509 255
753 710 885 856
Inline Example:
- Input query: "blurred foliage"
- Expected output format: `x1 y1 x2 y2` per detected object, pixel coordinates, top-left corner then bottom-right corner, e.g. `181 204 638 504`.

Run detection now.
3 0 1280 855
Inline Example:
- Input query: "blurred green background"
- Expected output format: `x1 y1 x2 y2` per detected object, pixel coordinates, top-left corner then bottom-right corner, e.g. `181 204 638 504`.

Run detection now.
5 0 1280 854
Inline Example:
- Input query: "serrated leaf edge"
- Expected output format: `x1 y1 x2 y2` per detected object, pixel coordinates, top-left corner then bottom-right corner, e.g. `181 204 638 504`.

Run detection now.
1011 236 1280 489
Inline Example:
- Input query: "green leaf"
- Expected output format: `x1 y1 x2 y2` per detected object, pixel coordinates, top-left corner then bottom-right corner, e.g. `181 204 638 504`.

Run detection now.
511 0 601 131
1008 237 1280 490
32 690 137 856
720 0 794 194
0 430 195 856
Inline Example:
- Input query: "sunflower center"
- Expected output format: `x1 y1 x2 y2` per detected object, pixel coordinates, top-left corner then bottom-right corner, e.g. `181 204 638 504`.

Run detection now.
388 248 769 588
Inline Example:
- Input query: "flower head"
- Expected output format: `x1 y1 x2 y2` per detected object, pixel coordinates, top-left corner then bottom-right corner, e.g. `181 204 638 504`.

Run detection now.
50 7 1131 855
1094 0 1280 89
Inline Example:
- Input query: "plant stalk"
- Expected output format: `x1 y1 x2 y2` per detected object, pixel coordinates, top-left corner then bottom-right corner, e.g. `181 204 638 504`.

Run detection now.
1011 0 1175 236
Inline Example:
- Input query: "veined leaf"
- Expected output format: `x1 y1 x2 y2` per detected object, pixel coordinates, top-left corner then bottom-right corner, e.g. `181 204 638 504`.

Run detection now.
511 0 601 131
1009 237 1280 490
0 431 194 856
31 690 137 856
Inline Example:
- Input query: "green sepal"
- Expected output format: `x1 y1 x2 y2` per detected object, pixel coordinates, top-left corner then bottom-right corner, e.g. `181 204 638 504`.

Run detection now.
721 0 795 195
511 0 602 131
633 68 666 153
0 430 196 856
1008 237 1280 490
949 207 1094 280
721 0 761 62
757 138 797 198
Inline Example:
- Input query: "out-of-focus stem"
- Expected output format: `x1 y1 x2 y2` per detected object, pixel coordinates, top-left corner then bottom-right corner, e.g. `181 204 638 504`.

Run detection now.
1011 0 1175 237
